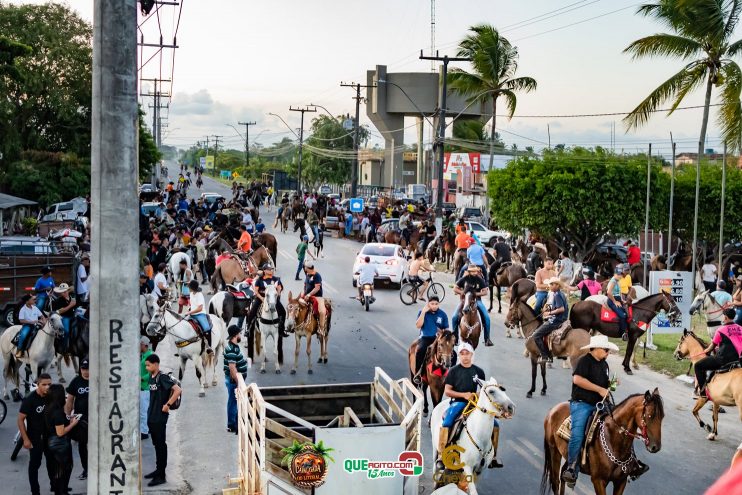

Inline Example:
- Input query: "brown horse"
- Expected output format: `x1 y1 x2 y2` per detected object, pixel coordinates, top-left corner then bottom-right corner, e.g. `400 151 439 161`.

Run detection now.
491 262 527 313
209 246 273 292
505 299 591 398
541 389 665 495
569 292 681 374
285 291 331 374
458 289 482 350
407 330 457 416
505 278 537 338
278 205 292 233
254 232 278 267
673 330 742 440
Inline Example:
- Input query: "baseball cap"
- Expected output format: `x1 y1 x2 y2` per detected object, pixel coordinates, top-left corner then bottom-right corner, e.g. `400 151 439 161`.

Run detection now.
228 325 241 338
457 342 475 355
80 358 89 369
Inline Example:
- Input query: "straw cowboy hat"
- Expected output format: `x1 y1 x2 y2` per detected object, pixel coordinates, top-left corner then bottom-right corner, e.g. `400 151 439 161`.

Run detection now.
580 335 619 352
545 277 563 286
53 283 72 294
533 242 546 252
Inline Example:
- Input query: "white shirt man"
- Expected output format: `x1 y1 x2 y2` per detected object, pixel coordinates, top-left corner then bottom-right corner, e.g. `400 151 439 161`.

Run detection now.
305 196 316 209
701 263 718 283
241 210 253 226
399 212 410 230
76 262 89 296
19 303 44 325
356 260 378 286
189 290 207 315
153 271 168 298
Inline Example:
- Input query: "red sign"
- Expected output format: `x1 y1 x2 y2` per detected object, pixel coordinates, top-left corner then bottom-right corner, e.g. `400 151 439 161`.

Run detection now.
444 153 481 173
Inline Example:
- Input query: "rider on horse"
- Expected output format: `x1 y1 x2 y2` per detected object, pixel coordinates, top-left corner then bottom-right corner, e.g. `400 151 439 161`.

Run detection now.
413 296 450 382
492 236 511 273
248 264 287 337
438 343 503 469
300 261 327 334
533 257 556 316
399 209 412 248
694 308 742 397
533 277 569 364
50 283 76 353
606 266 630 341
16 294 47 358
451 264 493 347
185 280 213 353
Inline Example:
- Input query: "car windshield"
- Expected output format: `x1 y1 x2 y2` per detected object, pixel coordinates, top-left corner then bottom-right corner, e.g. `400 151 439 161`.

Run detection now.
362 245 396 257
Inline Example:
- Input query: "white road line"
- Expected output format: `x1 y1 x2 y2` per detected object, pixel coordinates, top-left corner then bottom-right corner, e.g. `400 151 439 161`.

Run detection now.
278 249 293 261
370 324 408 353
511 437 592 495
323 280 339 295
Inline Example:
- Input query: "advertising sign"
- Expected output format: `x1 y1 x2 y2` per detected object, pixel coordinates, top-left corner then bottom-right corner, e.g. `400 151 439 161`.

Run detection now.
648 270 692 334
199 156 206 168
204 155 214 169
444 153 481 173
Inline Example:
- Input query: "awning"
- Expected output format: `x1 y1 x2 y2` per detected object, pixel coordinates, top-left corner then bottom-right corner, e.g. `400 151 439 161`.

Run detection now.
0 193 37 210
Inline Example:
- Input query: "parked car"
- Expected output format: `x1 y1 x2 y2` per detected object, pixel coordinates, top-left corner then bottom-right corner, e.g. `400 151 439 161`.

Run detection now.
457 207 484 224
466 222 510 247
352 243 409 288
41 197 88 222
319 184 332 195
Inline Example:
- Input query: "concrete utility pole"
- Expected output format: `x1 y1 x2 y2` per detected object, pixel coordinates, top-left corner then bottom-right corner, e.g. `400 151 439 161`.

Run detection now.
643 144 651 288
341 82 374 197
141 77 170 185
238 121 256 168
89 1 140 493
212 135 222 174
289 106 316 194
691 141 702 289
419 51 471 211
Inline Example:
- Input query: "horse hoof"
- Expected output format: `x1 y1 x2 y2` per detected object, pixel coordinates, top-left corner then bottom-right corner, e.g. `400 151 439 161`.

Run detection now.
317 358 322 363
624 368 633 375
506 333 512 339
323 358 328 364
212 381 217 387
260 369 266 374
526 392 533 399
704 424 712 433
276 370 281 374
707 433 716 441
308 369 313 374
540 390 546 396
290 370 296 375
198 392 205 397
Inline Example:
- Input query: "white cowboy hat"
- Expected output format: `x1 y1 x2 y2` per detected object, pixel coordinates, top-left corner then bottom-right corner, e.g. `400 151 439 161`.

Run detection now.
533 242 546 251
53 283 71 294
580 335 619 352
545 277 563 286
456 342 475 355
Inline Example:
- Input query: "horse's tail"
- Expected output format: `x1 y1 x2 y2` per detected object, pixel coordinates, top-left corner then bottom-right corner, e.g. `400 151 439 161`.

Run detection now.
254 327 262 357
210 265 222 293
4 351 19 388
277 334 283 365
63 354 72 368
540 436 552 495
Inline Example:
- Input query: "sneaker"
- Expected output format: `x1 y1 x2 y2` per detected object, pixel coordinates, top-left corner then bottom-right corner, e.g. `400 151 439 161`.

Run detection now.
484 339 494 347
148 477 167 487
488 458 504 468
227 426 237 433
144 470 158 479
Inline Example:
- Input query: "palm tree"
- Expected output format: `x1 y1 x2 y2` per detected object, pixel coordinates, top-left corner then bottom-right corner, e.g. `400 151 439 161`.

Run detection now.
448 24 537 170
624 0 742 153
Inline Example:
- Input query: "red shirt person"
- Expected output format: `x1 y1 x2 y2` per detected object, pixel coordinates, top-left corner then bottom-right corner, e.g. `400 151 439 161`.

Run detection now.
626 240 641 265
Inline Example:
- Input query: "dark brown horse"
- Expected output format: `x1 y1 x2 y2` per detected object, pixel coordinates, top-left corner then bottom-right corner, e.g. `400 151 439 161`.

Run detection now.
490 261 527 313
458 288 482 350
542 389 665 495
254 232 278 267
504 278 537 338
407 330 457 416
569 292 681 374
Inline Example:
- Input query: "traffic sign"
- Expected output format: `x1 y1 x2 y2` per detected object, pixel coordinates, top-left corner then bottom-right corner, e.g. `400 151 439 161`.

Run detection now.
349 198 363 213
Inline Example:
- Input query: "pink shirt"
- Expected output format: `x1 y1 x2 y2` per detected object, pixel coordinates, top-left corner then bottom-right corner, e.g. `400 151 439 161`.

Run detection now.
713 323 742 357
577 279 602 296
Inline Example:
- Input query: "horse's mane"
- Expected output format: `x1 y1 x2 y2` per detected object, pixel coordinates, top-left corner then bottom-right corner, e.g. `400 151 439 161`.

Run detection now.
518 298 537 316
615 392 665 419
688 331 709 348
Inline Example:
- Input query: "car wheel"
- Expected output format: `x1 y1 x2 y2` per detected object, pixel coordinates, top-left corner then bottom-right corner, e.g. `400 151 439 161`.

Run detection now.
2 307 14 328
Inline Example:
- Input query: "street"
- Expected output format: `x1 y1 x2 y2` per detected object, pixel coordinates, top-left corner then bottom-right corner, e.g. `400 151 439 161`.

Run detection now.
0 169 738 495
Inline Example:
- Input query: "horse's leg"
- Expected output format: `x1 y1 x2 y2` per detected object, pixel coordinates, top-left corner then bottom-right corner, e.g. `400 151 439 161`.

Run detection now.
708 403 720 440
590 478 608 495
612 478 629 495
497 285 503 314
274 334 282 374
622 333 637 374
691 397 709 431
527 358 536 398
194 355 207 397
306 334 313 374
291 334 300 374
56 355 66 383
463 466 478 495
540 361 547 396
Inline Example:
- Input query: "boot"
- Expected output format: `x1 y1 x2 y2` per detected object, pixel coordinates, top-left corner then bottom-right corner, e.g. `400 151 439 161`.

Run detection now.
436 427 450 471
561 462 578 486
484 339 494 347
487 427 504 468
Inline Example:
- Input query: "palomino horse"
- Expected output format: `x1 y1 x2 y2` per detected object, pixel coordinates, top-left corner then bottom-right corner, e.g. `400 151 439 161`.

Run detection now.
254 282 283 374
689 290 727 339
570 292 680 374
430 377 515 495
458 288 482 350
407 330 457 416
2 313 63 398
504 299 591 398
145 304 226 397
673 330 742 440
285 291 331 374
541 389 665 495
490 262 527 314
209 245 273 292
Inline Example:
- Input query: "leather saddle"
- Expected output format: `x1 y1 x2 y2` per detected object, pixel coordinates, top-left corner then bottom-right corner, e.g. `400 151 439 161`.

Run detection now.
226 283 252 300
544 321 572 351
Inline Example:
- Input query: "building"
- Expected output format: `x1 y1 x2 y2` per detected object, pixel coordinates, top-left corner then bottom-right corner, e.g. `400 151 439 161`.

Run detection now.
358 150 420 188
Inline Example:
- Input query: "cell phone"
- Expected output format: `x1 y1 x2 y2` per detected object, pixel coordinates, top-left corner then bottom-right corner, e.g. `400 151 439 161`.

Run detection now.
73 414 83 420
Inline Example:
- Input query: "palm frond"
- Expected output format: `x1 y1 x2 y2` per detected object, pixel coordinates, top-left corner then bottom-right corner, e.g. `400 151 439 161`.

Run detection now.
623 33 704 60
504 76 537 93
669 62 708 113
727 38 742 57
448 70 491 102
722 0 742 39
717 60 742 152
500 90 518 119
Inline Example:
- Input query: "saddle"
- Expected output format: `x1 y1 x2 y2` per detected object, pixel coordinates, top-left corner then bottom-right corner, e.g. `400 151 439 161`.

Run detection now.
544 321 572 352
226 283 252 300
556 407 609 465
600 305 633 323
495 262 512 277
421 361 449 385
11 324 41 350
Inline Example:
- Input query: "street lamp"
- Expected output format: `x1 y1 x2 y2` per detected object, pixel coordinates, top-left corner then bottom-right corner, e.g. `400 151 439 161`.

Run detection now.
267 112 300 138
308 103 339 121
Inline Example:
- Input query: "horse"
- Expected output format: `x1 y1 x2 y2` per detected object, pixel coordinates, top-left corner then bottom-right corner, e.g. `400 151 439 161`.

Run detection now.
140 293 164 350
490 262 527 314
145 304 226 397
285 291 331 374
441 228 456 270
673 330 742 440
504 299 591 398
209 246 274 292
254 282 283 374
407 330 457 416
458 288 482 350
570 292 681 374
254 232 278 267
452 248 467 277
279 205 292 233
541 389 664 495
2 314 63 398
688 290 727 339
430 377 515 495
167 251 192 283
208 287 253 330
53 311 89 383
504 278 537 338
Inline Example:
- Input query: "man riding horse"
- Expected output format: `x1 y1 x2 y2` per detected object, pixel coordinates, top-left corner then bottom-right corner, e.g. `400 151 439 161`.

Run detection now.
247 264 287 338
694 308 742 397
451 264 493 347
532 277 569 364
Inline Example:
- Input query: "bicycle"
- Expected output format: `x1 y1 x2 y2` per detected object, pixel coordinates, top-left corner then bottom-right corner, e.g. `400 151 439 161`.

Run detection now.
399 272 445 305
0 397 6 426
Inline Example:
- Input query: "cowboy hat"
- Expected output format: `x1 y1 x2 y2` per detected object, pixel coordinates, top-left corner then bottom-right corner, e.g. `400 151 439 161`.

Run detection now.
545 277 563 286
580 335 619 352
53 283 71 294
533 242 546 251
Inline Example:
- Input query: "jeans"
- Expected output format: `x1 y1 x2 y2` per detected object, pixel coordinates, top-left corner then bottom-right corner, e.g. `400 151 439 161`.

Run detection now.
533 320 562 358
61 316 72 349
442 400 499 428
607 298 627 333
140 390 150 434
199 261 208 282
310 224 319 241
27 437 53 495
415 336 436 375
17 324 34 351
296 257 305 280
534 291 548 315
191 313 211 333
226 378 238 429
567 401 595 471
148 421 168 477
452 300 491 340
735 308 742 326
35 293 47 312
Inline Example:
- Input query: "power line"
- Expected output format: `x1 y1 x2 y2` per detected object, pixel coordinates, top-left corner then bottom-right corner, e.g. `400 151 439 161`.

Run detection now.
494 103 722 119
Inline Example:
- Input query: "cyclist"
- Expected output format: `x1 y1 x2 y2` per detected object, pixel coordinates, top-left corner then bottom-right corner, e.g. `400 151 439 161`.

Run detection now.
408 252 435 301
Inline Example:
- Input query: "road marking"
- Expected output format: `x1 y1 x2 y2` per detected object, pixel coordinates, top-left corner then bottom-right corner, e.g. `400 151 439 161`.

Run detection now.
278 249 293 261
323 280 339 295
510 437 592 495
370 324 408 353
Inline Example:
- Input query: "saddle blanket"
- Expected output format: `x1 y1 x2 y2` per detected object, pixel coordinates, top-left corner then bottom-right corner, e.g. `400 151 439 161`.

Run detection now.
422 362 448 384
547 322 572 351
600 305 633 323
556 413 600 444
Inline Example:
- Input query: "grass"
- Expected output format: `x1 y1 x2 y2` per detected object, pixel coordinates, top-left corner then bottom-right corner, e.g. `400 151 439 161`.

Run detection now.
610 333 691 377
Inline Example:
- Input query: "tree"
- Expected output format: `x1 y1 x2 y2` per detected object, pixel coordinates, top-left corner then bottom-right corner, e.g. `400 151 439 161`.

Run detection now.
624 0 742 153
139 109 161 182
448 25 537 177
0 35 31 80
4 151 90 207
487 147 670 259
302 115 368 187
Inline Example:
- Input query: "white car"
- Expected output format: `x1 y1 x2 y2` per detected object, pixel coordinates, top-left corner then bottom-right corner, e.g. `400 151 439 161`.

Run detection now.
352 243 409 288
466 222 510 247
200 192 225 205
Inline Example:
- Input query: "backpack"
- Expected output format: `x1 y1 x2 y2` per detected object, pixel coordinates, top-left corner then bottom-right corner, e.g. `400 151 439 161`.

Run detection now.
162 372 182 410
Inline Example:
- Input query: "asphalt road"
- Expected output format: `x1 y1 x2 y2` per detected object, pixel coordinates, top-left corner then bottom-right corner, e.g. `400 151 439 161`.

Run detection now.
0 167 738 495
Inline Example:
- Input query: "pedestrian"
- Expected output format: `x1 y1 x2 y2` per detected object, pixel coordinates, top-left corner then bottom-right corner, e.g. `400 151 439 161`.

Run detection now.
153 262 169 302
558 251 574 285
64 358 89 480
295 235 315 281
701 258 718 292
144 353 182 487
45 383 78 495
223 325 248 433
18 373 53 495
139 337 153 440
76 254 90 302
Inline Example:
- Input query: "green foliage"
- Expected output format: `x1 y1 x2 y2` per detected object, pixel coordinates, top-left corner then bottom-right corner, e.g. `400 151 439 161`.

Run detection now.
139 109 161 182
0 35 31 80
22 217 38 236
4 151 90 207
302 115 368 187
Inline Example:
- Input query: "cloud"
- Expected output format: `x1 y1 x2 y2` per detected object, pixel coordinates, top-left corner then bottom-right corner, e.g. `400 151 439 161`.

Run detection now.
170 89 215 116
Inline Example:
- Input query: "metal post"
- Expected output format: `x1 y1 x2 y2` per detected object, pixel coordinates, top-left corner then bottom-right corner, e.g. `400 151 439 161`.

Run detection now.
89 1 140 493
289 106 316 195
668 142 676 257
436 58 448 211
691 141 702 291
352 84 361 197
643 144 651 288
719 143 727 272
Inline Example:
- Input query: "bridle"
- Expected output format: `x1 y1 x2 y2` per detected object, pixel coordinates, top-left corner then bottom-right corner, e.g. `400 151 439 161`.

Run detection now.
631 292 681 326
461 383 512 459
598 394 657 473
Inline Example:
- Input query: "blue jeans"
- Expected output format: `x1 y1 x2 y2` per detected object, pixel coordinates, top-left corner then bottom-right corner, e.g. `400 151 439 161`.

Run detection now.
225 378 238 429
310 224 319 241
452 300 491 340
567 401 595 471
61 316 72 349
17 324 33 351
735 308 742 326
191 313 211 333
35 293 47 312
534 290 548 315
296 257 305 280
442 400 499 428
607 298 627 333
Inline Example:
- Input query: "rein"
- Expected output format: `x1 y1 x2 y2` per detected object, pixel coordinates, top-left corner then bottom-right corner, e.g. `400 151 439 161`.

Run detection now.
461 386 510 459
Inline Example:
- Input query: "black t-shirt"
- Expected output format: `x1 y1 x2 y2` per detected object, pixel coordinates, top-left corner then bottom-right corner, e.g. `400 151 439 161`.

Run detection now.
51 295 74 316
444 364 485 403
494 242 511 262
456 274 487 300
66 376 89 419
571 353 610 405
20 391 48 439
45 408 69 439
255 276 283 296
423 225 436 239
304 272 323 297
148 372 175 424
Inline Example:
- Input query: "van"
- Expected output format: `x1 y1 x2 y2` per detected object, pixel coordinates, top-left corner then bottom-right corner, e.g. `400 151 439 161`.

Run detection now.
406 184 428 202
41 197 87 222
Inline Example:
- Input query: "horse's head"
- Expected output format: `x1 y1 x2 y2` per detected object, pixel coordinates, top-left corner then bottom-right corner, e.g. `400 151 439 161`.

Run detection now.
285 291 301 330
504 300 522 329
140 293 159 324
475 377 515 419
658 291 682 325
263 283 277 312
47 313 65 338
462 286 478 313
434 330 456 368
688 290 712 316
145 304 167 337
639 388 664 453
673 329 706 360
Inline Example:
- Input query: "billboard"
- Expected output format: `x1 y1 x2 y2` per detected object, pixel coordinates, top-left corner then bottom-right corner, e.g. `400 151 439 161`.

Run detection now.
648 270 693 334
444 153 480 173
205 156 215 169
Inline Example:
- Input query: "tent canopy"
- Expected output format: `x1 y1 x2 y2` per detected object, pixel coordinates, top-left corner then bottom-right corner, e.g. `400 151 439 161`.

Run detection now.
0 193 37 210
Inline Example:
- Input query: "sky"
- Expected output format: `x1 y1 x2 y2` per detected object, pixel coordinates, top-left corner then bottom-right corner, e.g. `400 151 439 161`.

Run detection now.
13 0 741 158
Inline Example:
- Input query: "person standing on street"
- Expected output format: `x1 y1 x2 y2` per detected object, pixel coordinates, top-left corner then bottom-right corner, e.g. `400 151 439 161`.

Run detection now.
64 358 89 480
76 254 90 302
701 258 719 292
18 373 53 495
558 251 574 285
140 337 153 440
223 325 248 433
144 353 182 487
44 383 78 495
295 235 315 281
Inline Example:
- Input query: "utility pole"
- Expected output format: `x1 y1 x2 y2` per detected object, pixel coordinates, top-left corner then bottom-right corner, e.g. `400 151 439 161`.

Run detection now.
212 135 222 175
341 82 375 197
289 106 316 194
419 50 471 211
141 77 170 184
90 1 139 494
691 141 702 290
238 121 256 168
668 140 676 257
643 144 651 289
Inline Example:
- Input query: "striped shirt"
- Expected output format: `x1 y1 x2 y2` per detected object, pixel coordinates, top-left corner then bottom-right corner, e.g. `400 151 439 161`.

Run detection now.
223 341 248 379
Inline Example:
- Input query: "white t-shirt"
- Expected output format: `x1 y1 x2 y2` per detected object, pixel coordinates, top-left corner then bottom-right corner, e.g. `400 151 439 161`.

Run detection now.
357 263 378 285
153 272 168 298
19 304 43 323
559 258 574 278
76 264 89 294
701 263 717 282
189 291 206 315
242 212 253 224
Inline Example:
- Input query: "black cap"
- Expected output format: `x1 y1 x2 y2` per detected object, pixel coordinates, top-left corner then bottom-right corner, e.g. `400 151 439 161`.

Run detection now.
260 263 274 270
80 358 89 369
228 325 241 338
41 266 52 274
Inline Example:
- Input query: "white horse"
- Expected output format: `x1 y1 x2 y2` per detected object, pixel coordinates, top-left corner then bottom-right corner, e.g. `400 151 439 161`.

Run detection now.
689 289 727 338
167 251 192 284
430 377 515 495
145 305 226 397
1 313 63 399
140 293 159 329
256 282 283 374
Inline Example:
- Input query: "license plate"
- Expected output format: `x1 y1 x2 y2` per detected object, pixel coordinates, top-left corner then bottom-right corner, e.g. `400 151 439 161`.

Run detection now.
364 289 372 296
